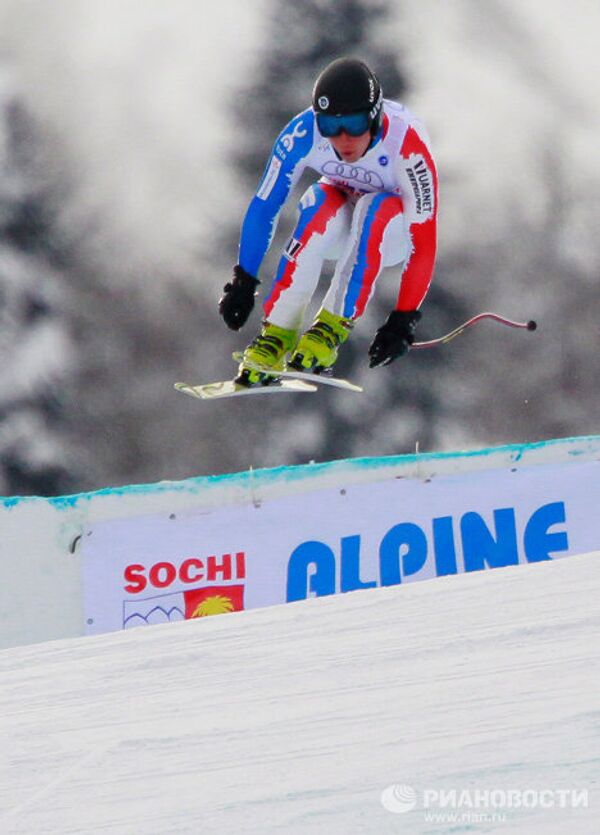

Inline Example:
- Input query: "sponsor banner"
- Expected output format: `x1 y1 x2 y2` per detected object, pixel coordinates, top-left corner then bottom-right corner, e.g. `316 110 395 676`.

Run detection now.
82 460 599 635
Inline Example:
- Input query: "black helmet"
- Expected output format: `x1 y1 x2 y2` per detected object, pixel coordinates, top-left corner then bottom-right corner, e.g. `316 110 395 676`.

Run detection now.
312 57 383 135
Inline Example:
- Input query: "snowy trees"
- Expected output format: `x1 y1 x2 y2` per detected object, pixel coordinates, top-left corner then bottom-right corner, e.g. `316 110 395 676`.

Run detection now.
0 81 76 494
0 2 597 496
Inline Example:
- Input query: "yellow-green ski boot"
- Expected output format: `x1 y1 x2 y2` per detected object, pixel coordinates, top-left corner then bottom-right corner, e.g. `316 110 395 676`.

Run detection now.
235 321 298 387
289 308 353 374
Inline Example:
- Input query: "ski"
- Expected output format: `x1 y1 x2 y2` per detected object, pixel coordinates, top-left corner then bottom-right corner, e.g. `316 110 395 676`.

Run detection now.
231 353 363 392
174 378 317 401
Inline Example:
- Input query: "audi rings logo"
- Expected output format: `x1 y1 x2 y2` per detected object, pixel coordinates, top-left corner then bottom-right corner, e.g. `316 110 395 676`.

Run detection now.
321 161 384 188
318 95 329 109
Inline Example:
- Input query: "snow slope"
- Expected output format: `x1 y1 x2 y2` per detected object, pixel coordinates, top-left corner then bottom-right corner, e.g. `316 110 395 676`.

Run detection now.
1 550 598 834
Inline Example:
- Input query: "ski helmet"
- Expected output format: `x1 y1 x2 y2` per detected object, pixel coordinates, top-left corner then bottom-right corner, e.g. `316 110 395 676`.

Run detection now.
312 57 383 136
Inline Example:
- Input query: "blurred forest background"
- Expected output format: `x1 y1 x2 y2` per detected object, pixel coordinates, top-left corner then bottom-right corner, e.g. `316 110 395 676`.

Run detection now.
0 0 598 496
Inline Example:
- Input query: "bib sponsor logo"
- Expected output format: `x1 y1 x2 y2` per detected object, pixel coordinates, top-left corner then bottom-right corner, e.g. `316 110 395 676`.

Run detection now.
405 154 435 216
321 160 384 189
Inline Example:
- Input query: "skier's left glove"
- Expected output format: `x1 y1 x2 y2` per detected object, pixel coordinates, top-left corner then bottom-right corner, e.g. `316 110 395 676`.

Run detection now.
219 265 260 330
368 309 422 368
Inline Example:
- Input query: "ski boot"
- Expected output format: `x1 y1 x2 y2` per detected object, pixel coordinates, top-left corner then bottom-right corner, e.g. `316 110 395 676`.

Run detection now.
289 308 353 374
235 321 298 387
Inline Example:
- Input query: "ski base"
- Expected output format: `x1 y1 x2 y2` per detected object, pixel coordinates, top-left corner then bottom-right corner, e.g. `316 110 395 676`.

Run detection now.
231 353 363 393
174 378 317 401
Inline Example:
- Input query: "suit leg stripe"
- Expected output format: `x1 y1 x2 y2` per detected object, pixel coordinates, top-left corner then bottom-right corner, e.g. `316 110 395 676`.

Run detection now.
343 194 404 319
264 186 346 316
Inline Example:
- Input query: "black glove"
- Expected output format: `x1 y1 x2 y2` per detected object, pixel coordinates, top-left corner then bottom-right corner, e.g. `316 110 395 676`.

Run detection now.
368 309 422 368
219 265 260 330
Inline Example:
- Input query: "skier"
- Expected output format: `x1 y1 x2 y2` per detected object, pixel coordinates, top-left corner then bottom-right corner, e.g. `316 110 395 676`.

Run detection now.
219 56 438 386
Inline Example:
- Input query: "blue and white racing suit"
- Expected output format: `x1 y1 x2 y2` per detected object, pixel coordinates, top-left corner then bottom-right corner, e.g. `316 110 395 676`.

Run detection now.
238 100 438 331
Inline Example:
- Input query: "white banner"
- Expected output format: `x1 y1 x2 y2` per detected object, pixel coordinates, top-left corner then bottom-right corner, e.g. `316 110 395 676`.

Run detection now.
82 460 600 634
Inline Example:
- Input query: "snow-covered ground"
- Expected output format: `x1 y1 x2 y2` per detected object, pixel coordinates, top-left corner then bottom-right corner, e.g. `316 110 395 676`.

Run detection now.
1 550 597 834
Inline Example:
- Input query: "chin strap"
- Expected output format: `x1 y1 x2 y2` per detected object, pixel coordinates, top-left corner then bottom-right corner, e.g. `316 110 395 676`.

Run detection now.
366 125 384 152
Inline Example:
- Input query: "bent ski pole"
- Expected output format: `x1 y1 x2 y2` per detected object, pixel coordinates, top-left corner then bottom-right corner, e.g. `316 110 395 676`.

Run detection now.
412 312 537 350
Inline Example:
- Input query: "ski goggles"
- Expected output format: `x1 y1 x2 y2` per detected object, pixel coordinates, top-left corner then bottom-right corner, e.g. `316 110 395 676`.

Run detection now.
316 110 371 138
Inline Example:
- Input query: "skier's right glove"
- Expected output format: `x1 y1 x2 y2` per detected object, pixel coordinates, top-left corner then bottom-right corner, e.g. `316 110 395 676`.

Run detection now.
219 265 260 330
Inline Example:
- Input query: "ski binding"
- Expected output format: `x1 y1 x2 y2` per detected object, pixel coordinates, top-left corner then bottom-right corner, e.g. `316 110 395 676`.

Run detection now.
231 353 363 392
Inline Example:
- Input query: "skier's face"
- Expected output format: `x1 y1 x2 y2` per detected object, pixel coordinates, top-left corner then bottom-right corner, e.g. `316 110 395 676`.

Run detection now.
330 129 371 162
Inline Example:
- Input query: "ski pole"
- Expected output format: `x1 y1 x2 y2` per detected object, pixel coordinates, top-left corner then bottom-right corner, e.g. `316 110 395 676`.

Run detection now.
412 312 537 350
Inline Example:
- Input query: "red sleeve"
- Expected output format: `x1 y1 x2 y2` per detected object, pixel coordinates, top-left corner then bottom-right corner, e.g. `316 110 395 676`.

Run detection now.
396 126 438 311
